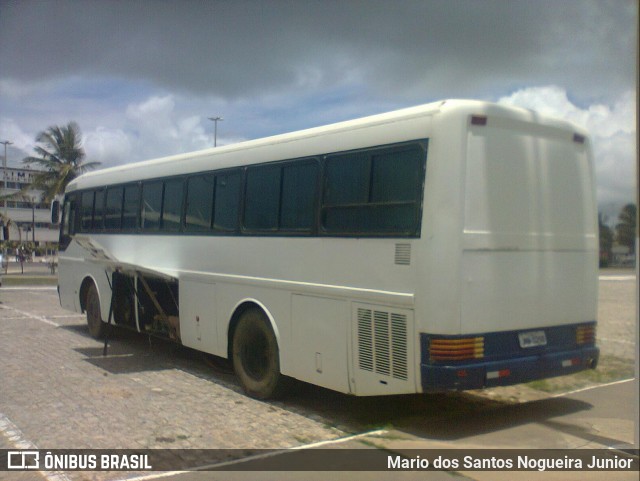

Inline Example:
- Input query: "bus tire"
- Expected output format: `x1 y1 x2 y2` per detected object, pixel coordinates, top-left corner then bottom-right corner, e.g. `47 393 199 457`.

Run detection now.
86 283 106 339
232 308 286 399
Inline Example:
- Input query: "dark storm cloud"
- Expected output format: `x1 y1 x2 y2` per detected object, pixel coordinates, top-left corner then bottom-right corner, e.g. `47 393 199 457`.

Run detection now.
0 0 635 103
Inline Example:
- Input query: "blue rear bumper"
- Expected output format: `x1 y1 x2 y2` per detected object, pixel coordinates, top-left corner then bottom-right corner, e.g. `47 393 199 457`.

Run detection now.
420 326 599 392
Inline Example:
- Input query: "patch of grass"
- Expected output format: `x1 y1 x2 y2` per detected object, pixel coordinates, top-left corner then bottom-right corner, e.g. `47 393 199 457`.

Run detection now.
527 355 634 393
357 438 387 449
293 435 312 444
3 275 58 286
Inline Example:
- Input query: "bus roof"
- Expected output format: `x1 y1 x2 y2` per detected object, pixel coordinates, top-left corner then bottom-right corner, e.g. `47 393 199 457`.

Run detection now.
68 99 584 192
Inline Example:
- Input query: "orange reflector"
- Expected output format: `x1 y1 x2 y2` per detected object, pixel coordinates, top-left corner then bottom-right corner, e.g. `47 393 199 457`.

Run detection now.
576 325 596 345
430 337 485 362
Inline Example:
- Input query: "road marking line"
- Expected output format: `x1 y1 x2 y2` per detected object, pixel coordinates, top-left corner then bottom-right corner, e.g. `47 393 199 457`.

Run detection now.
0 286 58 291
551 377 635 398
114 470 189 481
0 412 72 481
598 337 635 345
0 305 60 327
598 275 636 281
114 429 388 481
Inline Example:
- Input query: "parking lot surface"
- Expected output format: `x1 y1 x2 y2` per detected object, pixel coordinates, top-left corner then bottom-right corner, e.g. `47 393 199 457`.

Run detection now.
0 268 637 481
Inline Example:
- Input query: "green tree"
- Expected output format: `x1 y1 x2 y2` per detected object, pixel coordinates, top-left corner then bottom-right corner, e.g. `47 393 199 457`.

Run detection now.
598 213 613 267
615 203 636 255
22 122 100 201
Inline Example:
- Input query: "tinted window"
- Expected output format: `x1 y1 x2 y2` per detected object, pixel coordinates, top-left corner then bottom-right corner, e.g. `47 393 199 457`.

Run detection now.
162 179 184 231
213 171 241 231
280 162 317 230
186 174 214 231
105 187 123 230
324 153 369 205
122 184 140 230
62 195 77 237
371 148 423 202
322 142 426 235
322 204 418 233
80 191 94 232
244 165 281 230
141 181 163 230
93 189 105 230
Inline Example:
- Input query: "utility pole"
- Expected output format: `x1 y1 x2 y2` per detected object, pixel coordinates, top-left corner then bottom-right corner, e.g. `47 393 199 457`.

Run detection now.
208 116 223 147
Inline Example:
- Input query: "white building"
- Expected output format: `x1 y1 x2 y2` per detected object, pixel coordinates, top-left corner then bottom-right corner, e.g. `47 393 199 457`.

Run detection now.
1 166 59 245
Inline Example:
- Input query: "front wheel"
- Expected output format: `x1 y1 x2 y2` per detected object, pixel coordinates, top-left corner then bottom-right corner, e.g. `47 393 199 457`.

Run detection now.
86 283 106 339
232 308 286 399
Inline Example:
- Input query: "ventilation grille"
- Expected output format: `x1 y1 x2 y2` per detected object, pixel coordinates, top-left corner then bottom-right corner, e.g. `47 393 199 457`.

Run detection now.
395 243 411 265
357 308 408 380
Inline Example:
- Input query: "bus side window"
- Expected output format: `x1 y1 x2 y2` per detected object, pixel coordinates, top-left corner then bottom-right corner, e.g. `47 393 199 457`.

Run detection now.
213 170 241 232
123 184 141 230
59 195 76 251
105 186 124 230
93 189 105 230
162 178 184 231
244 165 281 231
322 143 425 236
141 181 163 231
185 174 215 231
280 161 318 231
80 191 92 232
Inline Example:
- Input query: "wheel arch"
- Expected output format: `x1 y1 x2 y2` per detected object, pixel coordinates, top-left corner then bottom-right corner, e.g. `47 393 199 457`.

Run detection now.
227 299 281 360
79 275 101 313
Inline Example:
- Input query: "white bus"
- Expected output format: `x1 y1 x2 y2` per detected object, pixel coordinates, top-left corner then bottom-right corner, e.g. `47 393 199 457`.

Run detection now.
56 99 599 399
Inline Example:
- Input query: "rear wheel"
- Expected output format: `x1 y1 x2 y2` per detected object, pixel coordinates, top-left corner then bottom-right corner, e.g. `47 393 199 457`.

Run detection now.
232 308 286 399
86 283 106 339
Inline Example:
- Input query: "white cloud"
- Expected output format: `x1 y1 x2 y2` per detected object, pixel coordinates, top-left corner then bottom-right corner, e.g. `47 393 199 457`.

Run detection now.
82 95 217 169
0 118 33 150
84 127 132 167
0 118 35 165
498 86 636 210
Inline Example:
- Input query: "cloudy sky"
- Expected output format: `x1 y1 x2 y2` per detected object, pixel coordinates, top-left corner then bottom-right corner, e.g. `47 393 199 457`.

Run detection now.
0 0 636 220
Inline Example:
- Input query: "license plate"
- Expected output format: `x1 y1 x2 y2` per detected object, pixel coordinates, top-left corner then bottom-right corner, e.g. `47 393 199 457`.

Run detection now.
518 330 547 348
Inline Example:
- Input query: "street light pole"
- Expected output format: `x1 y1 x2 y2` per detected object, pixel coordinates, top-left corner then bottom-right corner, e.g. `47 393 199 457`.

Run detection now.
208 116 223 147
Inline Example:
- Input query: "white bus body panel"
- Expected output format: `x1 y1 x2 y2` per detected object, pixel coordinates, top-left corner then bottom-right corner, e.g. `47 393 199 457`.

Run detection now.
460 113 597 334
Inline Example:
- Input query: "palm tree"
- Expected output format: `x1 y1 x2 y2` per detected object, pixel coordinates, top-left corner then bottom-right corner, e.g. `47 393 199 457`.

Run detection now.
22 122 100 201
615 203 636 255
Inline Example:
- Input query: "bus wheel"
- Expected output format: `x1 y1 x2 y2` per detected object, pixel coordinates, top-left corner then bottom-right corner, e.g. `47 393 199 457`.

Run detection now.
232 308 285 399
86 284 106 339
